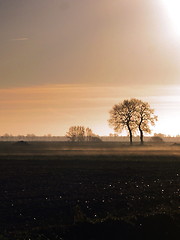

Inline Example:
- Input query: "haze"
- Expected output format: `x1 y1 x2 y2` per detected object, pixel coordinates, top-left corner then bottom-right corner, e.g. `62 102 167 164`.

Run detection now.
0 0 180 136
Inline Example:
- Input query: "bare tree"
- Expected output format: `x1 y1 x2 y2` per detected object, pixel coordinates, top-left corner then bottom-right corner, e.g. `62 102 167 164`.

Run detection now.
66 126 85 142
108 99 137 144
85 127 102 142
108 98 158 145
134 99 158 145
85 127 94 141
66 126 101 142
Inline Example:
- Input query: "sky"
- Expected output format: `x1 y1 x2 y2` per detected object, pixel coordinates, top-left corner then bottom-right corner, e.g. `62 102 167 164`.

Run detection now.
0 0 180 136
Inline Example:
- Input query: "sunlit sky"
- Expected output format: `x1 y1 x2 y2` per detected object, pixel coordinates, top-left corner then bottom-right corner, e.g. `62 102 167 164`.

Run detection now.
0 0 180 136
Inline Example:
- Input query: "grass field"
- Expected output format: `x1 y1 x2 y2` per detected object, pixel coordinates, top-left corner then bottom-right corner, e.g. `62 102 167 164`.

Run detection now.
0 142 179 239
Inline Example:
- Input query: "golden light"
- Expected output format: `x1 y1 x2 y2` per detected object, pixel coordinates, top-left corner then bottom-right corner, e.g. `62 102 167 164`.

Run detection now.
161 0 180 35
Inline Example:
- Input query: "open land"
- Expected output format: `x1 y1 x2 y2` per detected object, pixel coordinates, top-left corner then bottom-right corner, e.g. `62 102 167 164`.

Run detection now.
0 142 179 239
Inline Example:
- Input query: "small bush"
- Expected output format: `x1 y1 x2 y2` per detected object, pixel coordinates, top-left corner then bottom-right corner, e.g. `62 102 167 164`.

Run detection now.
150 136 164 143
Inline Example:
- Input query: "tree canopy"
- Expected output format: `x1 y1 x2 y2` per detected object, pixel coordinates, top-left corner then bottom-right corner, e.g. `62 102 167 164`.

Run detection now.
66 126 101 142
134 99 157 144
108 98 157 144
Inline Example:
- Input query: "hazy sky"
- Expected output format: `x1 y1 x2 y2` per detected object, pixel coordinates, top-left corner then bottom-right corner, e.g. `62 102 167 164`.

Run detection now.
0 0 180 136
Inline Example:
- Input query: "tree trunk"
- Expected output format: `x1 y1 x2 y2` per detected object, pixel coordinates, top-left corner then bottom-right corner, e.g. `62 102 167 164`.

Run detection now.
139 127 144 145
127 125 133 145
130 132 133 145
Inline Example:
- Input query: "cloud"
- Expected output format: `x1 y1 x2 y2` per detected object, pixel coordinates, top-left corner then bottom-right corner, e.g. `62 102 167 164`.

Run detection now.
10 38 29 41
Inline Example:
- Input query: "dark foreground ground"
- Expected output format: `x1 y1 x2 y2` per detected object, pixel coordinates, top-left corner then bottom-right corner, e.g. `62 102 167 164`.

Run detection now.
0 142 180 239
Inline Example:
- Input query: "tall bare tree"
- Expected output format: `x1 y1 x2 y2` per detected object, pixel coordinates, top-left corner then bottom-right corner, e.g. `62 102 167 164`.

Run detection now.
108 98 158 145
108 99 137 144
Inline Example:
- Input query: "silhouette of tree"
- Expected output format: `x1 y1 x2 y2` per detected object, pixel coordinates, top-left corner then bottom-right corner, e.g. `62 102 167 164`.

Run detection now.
108 99 137 144
134 99 157 144
108 99 157 145
66 126 85 142
66 126 101 142
85 127 102 142
85 127 94 141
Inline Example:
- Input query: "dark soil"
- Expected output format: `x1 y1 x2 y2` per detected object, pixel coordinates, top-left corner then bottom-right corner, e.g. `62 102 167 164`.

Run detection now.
0 144 179 239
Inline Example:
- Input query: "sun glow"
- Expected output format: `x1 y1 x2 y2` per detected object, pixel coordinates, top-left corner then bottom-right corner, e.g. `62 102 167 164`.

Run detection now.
0 84 179 137
161 0 180 35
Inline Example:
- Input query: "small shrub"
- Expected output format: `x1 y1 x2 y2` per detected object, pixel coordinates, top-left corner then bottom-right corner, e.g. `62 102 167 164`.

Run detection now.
150 136 164 143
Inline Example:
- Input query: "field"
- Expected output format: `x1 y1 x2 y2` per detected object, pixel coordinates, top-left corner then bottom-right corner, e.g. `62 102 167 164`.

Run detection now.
0 142 180 239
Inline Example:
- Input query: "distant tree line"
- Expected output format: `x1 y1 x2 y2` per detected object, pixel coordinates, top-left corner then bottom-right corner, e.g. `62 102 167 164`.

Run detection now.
2 98 173 145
